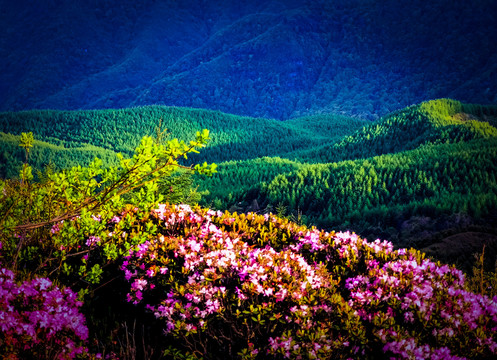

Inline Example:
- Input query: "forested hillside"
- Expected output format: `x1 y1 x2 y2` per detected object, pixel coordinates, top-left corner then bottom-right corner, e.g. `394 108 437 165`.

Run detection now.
1 0 496 119
296 100 497 163
0 105 365 177
1 99 496 269
195 99 497 268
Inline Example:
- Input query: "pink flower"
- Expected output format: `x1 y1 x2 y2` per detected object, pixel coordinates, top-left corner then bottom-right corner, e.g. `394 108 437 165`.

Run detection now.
264 288 274 296
132 278 148 291
85 236 101 247
50 222 62 234
110 215 121 224
0 268 88 356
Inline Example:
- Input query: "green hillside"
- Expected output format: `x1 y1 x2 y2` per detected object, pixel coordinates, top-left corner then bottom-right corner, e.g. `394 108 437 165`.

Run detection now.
197 134 497 253
261 138 497 242
1 99 496 269
297 99 497 163
194 99 497 266
0 106 365 177
197 156 305 212
0 132 120 179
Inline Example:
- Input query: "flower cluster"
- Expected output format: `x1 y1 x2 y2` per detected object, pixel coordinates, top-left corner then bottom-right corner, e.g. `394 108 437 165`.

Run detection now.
85 235 101 247
122 204 362 358
346 256 497 359
0 267 88 359
117 204 497 359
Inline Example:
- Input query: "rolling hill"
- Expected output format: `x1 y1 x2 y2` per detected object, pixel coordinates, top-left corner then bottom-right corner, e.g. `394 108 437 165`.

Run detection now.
1 99 496 272
0 105 366 177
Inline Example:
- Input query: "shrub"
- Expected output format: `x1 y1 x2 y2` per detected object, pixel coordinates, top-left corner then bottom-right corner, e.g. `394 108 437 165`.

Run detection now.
0 131 216 358
115 204 497 359
0 266 88 359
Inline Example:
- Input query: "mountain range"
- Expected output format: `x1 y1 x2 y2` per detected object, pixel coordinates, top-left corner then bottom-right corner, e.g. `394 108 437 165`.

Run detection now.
1 0 496 119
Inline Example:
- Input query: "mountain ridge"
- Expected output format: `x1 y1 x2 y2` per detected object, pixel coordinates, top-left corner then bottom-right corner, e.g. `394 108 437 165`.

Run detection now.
1 0 496 119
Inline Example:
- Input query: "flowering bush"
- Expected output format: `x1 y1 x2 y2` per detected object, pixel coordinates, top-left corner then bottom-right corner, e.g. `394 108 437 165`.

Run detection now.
0 131 219 358
117 204 497 359
0 131 216 288
0 267 88 359
346 258 497 359
121 205 364 359
2 197 497 358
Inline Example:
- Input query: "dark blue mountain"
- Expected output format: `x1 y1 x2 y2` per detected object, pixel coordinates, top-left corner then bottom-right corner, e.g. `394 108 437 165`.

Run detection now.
1 0 496 119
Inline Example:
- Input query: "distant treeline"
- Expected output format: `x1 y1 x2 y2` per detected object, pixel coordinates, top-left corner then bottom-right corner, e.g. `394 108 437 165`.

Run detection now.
0 105 365 177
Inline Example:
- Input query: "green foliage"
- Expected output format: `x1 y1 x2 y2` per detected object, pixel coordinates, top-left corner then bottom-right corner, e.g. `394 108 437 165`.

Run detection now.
18 132 35 184
0 130 215 285
0 129 216 358
19 131 34 160
256 137 497 245
0 131 121 180
196 156 304 211
158 168 203 205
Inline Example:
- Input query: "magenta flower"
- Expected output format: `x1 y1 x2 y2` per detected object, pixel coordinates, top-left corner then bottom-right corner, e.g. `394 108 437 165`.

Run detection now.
85 235 101 247
118 203 497 359
0 268 88 358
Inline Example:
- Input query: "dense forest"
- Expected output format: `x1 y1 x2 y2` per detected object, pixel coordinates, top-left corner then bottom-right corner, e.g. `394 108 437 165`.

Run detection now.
1 99 496 271
0 105 366 176
195 100 497 269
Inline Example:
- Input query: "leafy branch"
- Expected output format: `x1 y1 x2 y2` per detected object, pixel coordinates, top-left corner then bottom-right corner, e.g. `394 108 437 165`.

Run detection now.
6 130 216 232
